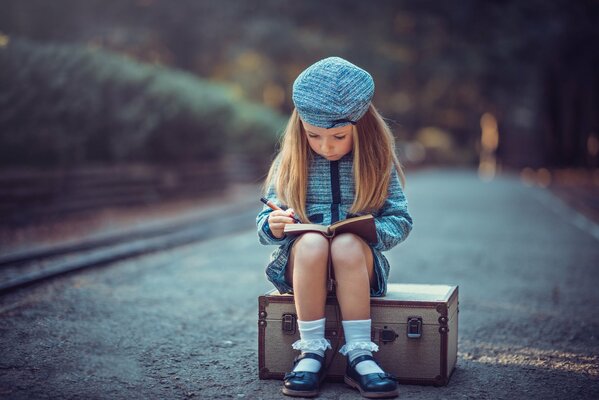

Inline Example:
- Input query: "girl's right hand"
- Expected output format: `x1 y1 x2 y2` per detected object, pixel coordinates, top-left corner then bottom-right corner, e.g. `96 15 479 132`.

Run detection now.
268 208 296 239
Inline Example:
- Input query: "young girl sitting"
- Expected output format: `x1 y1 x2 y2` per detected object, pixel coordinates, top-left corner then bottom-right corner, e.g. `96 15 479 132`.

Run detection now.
257 57 413 398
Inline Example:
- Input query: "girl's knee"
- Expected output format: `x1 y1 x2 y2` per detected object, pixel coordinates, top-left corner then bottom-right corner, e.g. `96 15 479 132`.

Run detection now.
331 233 364 255
331 233 369 268
293 232 329 265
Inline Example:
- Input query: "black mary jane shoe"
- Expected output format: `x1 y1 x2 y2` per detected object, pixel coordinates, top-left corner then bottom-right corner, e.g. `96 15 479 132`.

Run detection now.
282 353 326 398
344 355 399 399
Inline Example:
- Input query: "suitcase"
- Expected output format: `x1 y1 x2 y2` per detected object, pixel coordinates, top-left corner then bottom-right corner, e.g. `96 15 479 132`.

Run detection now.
258 283 459 386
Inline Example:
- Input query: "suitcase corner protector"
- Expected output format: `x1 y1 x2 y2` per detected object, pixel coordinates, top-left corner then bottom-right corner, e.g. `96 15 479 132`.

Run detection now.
258 296 269 308
258 367 270 380
433 375 449 387
435 303 448 316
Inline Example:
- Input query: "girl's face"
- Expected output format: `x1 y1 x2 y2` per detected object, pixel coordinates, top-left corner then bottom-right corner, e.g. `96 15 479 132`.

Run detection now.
302 120 354 161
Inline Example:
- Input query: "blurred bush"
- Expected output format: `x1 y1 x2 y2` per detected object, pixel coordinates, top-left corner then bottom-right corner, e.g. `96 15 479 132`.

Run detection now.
0 38 286 167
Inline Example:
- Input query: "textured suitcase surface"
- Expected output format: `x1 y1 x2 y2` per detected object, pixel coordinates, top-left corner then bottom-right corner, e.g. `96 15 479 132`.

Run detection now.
258 283 459 386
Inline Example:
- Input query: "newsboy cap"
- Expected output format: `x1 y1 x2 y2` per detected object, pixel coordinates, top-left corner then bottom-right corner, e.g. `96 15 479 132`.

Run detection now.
292 57 375 129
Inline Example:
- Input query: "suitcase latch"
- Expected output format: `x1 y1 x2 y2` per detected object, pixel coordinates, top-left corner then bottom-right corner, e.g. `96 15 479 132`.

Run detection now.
282 313 297 335
407 316 423 339
380 327 398 343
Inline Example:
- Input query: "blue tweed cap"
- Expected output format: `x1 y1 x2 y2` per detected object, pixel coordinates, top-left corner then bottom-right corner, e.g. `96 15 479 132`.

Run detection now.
292 57 375 129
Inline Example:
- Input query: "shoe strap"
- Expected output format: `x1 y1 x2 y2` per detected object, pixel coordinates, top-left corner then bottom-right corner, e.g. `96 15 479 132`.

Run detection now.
294 352 325 366
349 354 378 370
380 372 399 382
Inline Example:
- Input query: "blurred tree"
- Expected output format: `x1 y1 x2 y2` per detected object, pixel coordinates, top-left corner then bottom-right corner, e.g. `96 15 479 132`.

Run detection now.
0 38 285 167
0 0 597 167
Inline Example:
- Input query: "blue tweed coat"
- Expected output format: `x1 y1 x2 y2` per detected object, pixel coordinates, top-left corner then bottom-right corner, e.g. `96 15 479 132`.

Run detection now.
256 151 413 297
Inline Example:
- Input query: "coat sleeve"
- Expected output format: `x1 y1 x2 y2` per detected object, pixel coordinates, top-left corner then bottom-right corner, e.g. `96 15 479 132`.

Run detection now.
372 168 413 251
256 184 294 246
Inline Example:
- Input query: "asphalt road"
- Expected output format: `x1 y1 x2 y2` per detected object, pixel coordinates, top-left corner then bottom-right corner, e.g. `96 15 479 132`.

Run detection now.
1 169 598 399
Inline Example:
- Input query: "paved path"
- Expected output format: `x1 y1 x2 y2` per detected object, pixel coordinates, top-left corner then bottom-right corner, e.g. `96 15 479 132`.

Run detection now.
1 169 598 399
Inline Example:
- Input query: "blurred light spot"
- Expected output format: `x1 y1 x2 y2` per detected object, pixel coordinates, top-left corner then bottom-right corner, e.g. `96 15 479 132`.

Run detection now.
376 43 414 63
263 82 285 108
536 168 552 188
588 133 599 157
0 33 9 48
230 84 244 99
478 159 496 182
393 92 412 113
237 51 263 71
403 141 426 163
520 167 552 187
422 78 450 106
438 109 465 128
478 113 499 181
480 113 499 151
458 83 479 104
520 167 536 186
211 63 230 81
148 50 164 64
415 127 453 150
86 39 102 50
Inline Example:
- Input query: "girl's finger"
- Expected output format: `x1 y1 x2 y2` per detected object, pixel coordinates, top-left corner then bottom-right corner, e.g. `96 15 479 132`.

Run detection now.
271 216 294 224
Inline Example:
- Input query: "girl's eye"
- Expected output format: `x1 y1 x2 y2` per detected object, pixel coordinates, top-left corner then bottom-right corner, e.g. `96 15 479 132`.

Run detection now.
334 136 346 140
308 134 319 139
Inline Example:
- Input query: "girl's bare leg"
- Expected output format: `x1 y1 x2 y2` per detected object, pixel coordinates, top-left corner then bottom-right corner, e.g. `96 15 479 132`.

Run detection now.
330 233 374 320
285 232 330 320
283 233 331 381
331 233 392 380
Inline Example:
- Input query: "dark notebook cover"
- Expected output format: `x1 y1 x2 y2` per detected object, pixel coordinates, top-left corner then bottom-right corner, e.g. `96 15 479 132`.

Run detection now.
283 214 377 244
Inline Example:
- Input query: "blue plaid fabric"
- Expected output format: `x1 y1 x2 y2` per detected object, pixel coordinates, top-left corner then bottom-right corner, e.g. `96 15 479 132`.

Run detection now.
256 152 413 297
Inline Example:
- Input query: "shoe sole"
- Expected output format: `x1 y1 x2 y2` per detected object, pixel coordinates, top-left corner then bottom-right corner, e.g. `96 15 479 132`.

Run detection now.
344 376 400 399
281 387 319 397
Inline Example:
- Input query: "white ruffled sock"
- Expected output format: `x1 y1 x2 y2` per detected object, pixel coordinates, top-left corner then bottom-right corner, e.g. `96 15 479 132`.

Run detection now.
291 318 330 373
341 319 384 375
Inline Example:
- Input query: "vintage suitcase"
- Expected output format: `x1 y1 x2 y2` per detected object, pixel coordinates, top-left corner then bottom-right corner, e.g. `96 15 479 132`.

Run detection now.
258 283 458 386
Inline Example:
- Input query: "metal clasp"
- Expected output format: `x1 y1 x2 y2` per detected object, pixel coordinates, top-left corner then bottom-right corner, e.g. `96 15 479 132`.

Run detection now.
380 327 398 343
407 316 423 339
282 313 297 335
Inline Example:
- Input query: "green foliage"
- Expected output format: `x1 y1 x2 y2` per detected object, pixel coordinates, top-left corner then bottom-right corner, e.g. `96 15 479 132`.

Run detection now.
228 102 286 156
0 38 285 166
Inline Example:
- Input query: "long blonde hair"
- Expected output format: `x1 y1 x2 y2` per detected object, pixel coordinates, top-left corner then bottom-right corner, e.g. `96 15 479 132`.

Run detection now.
264 104 406 223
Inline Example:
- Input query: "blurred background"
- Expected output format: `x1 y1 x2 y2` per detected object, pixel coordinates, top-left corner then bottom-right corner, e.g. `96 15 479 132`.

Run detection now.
0 0 598 248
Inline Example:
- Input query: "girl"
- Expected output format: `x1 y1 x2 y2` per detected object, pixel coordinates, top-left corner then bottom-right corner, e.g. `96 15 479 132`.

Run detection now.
257 57 413 398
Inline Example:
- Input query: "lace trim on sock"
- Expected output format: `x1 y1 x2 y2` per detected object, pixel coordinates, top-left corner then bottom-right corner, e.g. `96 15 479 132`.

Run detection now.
338 341 379 356
291 338 332 352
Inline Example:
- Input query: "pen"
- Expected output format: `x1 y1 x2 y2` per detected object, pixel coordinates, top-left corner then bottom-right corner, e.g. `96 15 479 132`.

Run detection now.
260 197 301 223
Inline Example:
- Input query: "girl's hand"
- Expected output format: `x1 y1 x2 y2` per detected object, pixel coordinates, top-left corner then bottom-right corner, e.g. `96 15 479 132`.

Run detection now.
268 208 296 239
